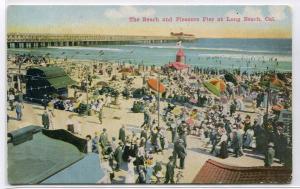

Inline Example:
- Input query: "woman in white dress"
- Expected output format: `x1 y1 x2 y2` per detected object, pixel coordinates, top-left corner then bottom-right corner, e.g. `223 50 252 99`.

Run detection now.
125 157 136 183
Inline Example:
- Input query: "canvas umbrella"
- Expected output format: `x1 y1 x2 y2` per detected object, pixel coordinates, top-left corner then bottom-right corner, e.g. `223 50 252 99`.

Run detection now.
270 78 285 89
147 78 166 93
172 107 182 116
209 79 226 92
260 75 285 90
272 104 284 112
96 81 108 87
186 118 195 126
203 82 221 97
119 67 133 73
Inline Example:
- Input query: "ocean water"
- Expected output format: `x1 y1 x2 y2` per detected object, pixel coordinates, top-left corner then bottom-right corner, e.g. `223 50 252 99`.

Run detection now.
8 38 292 72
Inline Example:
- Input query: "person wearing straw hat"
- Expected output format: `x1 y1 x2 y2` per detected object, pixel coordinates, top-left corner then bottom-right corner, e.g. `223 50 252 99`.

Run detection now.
264 142 275 167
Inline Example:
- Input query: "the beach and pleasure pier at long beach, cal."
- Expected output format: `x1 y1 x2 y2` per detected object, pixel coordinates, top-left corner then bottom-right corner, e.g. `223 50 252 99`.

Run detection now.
6 5 292 185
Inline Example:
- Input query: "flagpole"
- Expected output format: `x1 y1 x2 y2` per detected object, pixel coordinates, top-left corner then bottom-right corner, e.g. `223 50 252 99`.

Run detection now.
157 73 160 128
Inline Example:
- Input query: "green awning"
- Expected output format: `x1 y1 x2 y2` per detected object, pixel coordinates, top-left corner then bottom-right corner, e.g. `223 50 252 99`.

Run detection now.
47 75 76 89
36 67 66 78
26 66 76 89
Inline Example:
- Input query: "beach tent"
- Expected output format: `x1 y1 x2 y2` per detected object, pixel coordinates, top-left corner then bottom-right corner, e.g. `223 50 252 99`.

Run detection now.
8 126 105 184
26 66 76 102
147 78 166 93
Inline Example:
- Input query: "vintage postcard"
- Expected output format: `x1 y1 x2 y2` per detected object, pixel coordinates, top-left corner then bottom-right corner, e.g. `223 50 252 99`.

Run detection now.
6 5 292 184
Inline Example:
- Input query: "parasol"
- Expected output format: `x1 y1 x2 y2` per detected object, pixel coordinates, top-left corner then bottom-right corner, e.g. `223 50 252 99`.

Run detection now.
147 78 166 93
272 104 284 112
209 79 226 92
119 67 133 73
203 82 221 97
172 107 182 116
186 118 195 126
96 81 108 87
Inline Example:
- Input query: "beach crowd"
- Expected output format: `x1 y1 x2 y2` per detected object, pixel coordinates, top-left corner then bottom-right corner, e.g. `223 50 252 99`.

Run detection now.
7 52 292 184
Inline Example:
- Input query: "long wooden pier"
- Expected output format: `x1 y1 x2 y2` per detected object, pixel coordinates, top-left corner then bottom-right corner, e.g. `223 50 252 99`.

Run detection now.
7 33 196 48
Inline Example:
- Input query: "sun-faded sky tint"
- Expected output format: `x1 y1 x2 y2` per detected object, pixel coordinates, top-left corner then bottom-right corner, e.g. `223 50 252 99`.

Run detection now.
7 5 292 38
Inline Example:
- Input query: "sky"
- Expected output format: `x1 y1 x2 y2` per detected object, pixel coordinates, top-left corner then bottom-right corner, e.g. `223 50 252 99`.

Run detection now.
7 5 292 38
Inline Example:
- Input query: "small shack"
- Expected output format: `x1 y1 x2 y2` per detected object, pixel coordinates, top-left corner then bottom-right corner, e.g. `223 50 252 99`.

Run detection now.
25 67 76 102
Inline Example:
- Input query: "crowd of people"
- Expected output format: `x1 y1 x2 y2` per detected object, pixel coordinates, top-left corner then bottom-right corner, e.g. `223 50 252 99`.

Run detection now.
7 52 292 184
84 124 185 184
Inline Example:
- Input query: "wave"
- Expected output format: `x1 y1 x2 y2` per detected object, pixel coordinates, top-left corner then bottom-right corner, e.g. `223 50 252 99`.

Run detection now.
197 53 292 62
47 46 124 52
124 44 290 54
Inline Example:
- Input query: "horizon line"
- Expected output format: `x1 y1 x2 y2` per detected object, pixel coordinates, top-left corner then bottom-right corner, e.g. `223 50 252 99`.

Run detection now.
6 32 292 40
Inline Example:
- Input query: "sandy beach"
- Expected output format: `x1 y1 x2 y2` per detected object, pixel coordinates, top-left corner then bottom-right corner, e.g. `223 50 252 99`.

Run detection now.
7 54 289 183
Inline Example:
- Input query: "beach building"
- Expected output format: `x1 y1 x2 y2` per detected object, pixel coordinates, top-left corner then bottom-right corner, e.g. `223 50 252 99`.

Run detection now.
25 67 76 102
168 48 189 71
8 126 106 184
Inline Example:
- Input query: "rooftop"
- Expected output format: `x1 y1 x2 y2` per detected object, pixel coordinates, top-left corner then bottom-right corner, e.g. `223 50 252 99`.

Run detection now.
193 159 292 184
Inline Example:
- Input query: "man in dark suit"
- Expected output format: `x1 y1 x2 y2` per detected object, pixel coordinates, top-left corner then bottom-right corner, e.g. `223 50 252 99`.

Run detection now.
164 156 175 183
274 127 288 164
114 141 123 171
232 130 243 157
42 111 49 129
174 139 187 169
99 128 109 150
118 125 126 144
